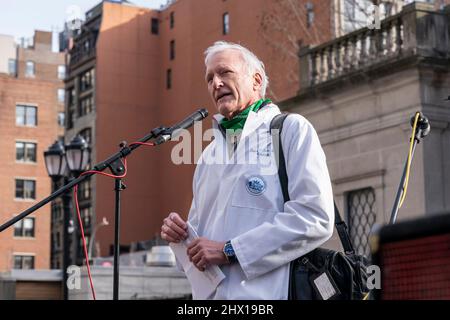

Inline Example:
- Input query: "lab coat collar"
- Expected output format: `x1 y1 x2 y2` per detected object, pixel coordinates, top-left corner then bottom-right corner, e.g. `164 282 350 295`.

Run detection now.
212 103 280 141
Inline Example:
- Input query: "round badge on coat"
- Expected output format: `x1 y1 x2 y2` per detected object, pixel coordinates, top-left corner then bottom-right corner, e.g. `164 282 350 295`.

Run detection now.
246 176 266 195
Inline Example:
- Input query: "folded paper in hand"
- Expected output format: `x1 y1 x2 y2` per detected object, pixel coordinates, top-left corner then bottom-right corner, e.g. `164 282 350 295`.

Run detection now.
169 222 226 299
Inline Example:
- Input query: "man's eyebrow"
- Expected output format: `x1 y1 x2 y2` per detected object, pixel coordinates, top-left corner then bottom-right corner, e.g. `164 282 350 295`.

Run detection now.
205 65 232 79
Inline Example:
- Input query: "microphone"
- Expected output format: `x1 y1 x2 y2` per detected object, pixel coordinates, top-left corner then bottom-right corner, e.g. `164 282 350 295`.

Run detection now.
155 108 209 144
410 112 430 138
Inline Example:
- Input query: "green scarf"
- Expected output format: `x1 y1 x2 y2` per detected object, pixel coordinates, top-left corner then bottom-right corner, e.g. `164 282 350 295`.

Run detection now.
220 99 271 131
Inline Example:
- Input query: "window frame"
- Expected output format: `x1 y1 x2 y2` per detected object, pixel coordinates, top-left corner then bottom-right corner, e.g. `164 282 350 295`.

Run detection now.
170 40 175 60
15 141 37 163
14 217 36 238
15 178 36 200
223 12 230 35
166 68 172 90
58 112 65 127
13 254 35 269
170 11 175 29
57 88 65 104
25 61 35 77
346 187 377 256
57 65 66 80
8 58 17 75
151 18 159 35
16 105 37 127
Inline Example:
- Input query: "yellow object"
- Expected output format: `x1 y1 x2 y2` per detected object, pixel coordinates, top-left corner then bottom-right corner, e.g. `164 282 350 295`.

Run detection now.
398 112 420 208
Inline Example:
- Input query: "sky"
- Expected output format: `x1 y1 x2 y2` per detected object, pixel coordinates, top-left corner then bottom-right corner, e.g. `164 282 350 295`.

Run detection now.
0 0 168 41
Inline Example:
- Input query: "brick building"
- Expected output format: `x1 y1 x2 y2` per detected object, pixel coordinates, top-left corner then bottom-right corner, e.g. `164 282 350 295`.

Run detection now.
0 31 66 271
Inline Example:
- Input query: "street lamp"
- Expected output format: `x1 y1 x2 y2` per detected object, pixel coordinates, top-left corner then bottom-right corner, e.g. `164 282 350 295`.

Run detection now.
44 135 90 300
88 217 109 260
65 134 90 175
44 140 67 178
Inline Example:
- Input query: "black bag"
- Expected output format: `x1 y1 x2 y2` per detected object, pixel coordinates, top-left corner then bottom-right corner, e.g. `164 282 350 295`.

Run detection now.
270 113 371 300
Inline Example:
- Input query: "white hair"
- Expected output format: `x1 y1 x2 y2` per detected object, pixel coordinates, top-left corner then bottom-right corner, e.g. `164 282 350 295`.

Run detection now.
204 41 269 98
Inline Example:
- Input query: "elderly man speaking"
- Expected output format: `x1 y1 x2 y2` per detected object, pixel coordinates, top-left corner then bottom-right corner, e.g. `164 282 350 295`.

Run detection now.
160 41 334 299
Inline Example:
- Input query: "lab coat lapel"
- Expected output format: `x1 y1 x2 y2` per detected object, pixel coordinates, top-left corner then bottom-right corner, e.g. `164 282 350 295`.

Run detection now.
240 110 265 142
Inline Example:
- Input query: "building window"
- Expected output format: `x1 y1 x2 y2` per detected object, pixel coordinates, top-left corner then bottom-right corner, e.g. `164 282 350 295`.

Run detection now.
58 112 65 127
170 40 175 60
68 88 75 106
57 65 66 80
79 179 91 201
84 40 90 53
67 88 76 130
15 179 36 200
79 95 94 117
16 105 37 126
52 201 63 221
25 61 35 77
347 187 376 256
16 142 37 162
80 69 94 92
170 11 175 29
151 18 159 34
306 2 314 28
8 59 17 75
79 128 92 145
57 89 65 104
56 231 61 249
166 69 172 89
81 207 92 228
14 217 35 237
68 109 75 130
223 13 230 35
13 255 35 269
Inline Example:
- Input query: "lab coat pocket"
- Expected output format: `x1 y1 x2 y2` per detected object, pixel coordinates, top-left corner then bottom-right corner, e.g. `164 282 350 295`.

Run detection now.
230 173 281 213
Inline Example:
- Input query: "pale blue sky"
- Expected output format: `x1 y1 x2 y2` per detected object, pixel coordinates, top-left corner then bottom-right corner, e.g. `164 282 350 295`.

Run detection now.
0 0 167 41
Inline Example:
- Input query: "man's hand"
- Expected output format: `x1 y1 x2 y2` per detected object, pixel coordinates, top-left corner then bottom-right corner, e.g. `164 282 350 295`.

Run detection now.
187 238 228 272
160 212 188 243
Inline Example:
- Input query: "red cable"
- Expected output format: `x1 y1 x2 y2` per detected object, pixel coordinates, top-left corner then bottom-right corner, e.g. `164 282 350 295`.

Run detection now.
73 183 97 300
129 142 155 147
72 141 155 300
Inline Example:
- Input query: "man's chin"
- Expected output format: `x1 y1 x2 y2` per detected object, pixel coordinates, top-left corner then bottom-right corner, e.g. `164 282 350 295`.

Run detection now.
217 103 236 119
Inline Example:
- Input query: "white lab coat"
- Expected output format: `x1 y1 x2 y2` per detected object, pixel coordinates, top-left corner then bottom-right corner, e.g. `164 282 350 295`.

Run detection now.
187 103 334 299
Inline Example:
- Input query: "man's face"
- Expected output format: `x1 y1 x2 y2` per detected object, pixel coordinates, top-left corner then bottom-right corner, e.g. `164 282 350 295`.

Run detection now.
205 49 262 119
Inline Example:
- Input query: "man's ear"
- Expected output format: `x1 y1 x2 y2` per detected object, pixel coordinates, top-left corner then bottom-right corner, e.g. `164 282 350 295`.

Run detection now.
253 73 263 92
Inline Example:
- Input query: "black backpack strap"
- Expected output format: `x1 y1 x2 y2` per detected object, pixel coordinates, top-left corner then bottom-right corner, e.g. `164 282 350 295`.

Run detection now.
270 114 290 203
334 203 355 254
270 113 355 255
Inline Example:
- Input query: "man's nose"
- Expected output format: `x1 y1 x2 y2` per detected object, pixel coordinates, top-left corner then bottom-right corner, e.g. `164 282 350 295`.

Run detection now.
212 75 223 89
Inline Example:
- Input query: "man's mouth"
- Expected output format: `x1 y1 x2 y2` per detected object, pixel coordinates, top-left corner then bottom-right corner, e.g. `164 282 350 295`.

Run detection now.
216 92 232 102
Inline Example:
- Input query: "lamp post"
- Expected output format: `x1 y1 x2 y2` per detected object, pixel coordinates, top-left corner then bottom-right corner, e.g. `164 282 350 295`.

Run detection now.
65 135 90 176
44 135 90 300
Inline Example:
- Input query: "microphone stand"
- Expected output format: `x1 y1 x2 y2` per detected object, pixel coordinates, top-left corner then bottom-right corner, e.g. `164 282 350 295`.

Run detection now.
0 109 208 300
389 113 430 224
